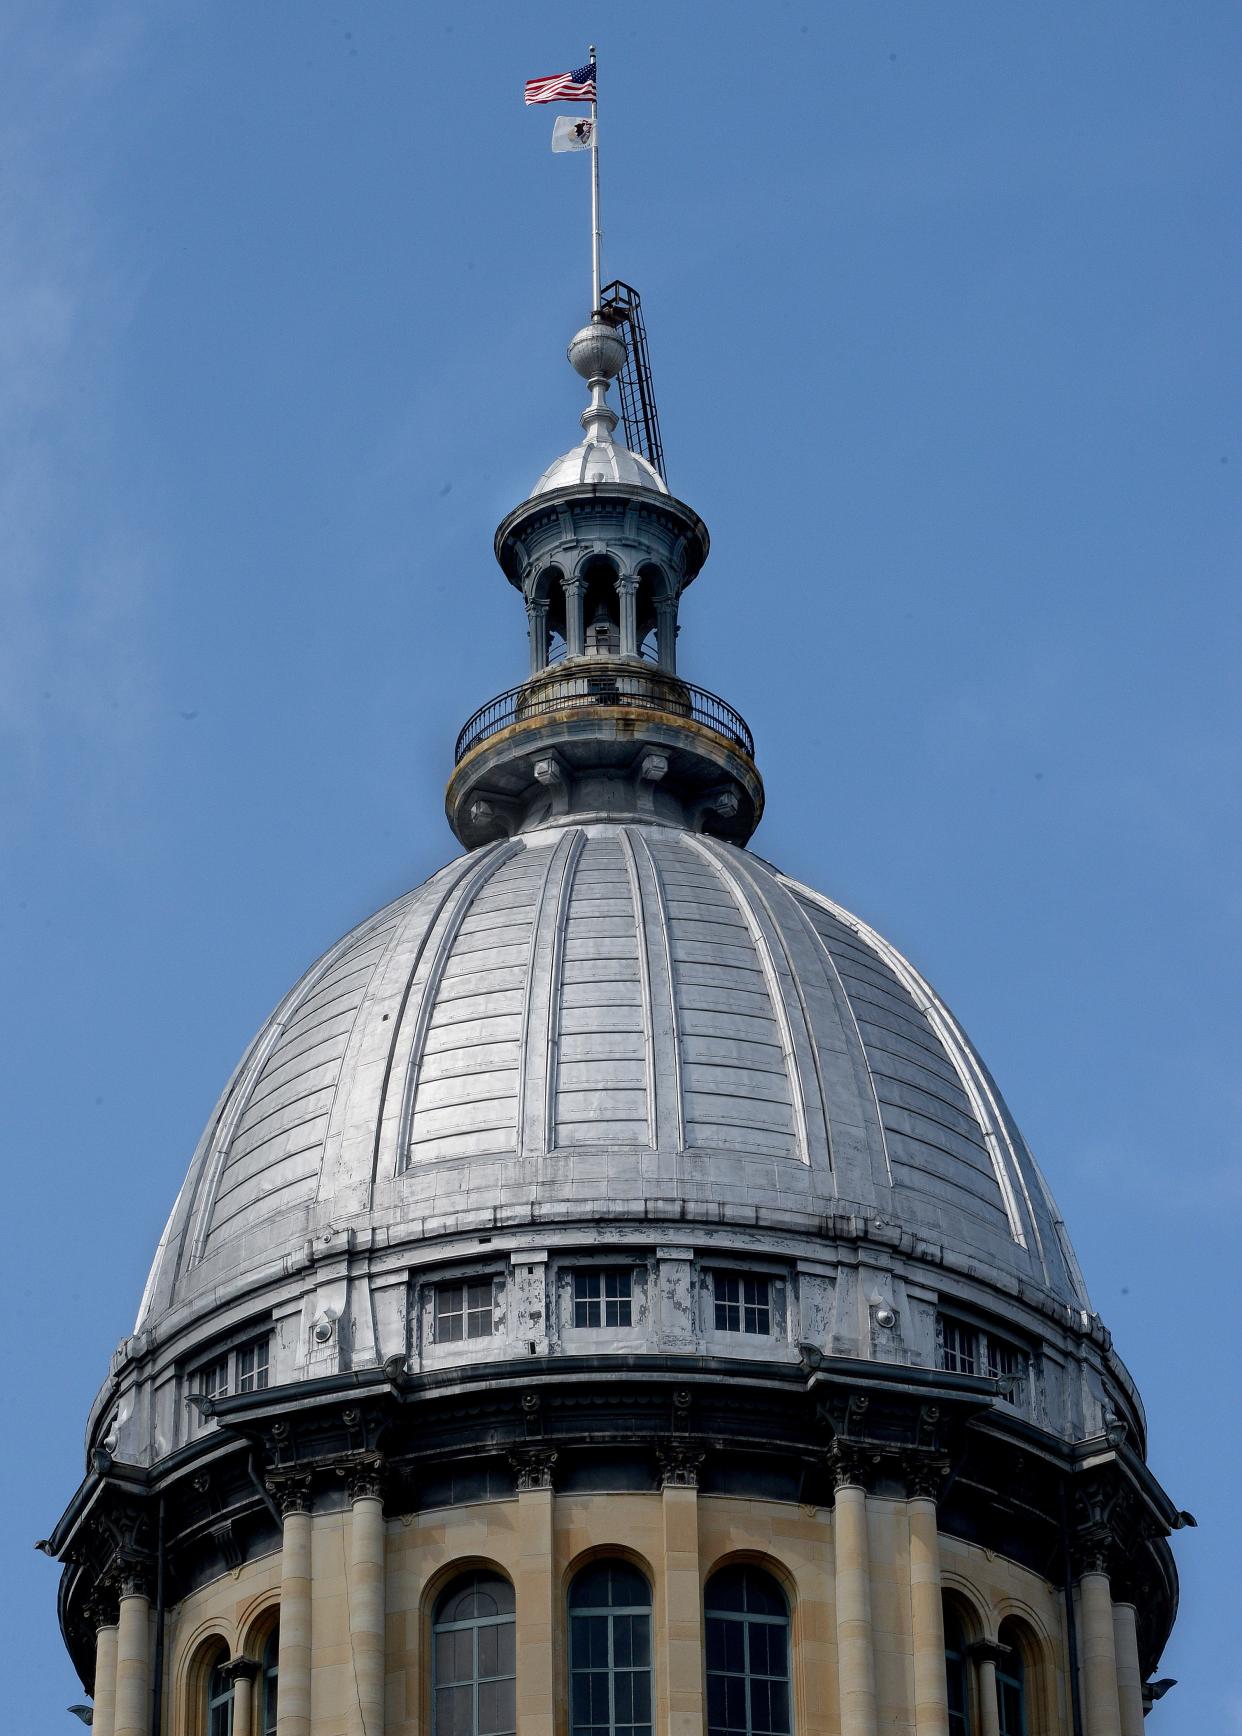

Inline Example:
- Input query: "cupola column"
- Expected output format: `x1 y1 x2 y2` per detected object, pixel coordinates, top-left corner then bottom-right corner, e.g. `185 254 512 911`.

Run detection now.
658 1445 706 1736
616 571 640 658
562 575 585 658
1111 1602 1145 1736
347 1465 387 1736
830 1449 879 1736
528 599 550 676
272 1478 313 1736
655 597 677 673
88 1593 120 1736
904 1459 951 1736
112 1572 152 1736
1077 1556 1123 1736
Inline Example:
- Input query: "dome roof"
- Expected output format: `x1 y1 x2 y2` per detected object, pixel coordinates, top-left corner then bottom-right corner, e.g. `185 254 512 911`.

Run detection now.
531 435 667 496
138 819 1088 1339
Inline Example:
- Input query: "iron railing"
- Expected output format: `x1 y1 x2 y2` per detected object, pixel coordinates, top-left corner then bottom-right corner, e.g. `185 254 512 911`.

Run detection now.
454 675 754 763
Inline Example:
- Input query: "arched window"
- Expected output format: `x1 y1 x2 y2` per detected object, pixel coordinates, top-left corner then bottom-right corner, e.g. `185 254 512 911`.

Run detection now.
207 1660 234 1736
942 1601 969 1736
996 1620 1027 1736
704 1564 791 1736
433 1572 516 1736
568 1560 653 1736
261 1625 279 1736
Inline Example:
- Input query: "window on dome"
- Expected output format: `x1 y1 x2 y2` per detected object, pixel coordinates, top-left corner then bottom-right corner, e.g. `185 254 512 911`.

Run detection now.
568 1560 652 1736
712 1272 772 1336
936 1314 1027 1404
190 1329 272 1421
573 1269 633 1329
433 1572 516 1736
436 1280 497 1343
704 1564 791 1736
237 1336 269 1393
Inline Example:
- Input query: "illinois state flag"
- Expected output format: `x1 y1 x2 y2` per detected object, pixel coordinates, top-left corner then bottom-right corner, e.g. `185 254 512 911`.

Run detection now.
551 115 595 152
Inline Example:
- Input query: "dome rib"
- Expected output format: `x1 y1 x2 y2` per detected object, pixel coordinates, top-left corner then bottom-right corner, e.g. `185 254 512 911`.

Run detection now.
519 827 582 1156
624 826 686 1152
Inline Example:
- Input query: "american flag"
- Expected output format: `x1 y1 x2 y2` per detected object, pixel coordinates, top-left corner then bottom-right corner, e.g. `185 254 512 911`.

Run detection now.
524 63 596 105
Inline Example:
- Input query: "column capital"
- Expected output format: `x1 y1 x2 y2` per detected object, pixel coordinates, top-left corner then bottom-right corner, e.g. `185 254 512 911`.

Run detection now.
900 1449 952 1503
966 1639 1012 1667
826 1439 881 1493
343 1456 386 1505
1073 1525 1116 1579
85 1582 121 1631
657 1443 705 1489
115 1559 154 1601
510 1447 558 1492
267 1472 313 1517
222 1656 261 1684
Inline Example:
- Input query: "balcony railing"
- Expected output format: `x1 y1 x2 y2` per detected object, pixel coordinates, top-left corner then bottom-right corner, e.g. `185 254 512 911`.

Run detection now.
454 674 755 763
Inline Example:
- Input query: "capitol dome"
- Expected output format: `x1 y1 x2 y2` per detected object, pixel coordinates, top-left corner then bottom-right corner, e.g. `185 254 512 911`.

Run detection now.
139 821 1088 1354
47 304 1185 1736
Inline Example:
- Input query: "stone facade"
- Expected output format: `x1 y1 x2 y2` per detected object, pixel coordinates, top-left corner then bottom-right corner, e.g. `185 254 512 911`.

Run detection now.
90 1489 1147 1736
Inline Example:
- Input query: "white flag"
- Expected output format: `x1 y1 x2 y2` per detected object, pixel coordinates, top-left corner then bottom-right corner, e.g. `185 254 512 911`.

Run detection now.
551 115 595 153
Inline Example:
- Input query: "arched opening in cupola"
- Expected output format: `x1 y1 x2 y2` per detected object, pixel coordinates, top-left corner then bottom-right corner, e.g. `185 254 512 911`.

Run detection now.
580 555 622 659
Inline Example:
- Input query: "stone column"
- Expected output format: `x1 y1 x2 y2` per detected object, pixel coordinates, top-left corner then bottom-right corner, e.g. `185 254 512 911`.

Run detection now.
659 1446 706 1736
347 1464 387 1736
1078 1564 1123 1736
227 1658 260 1736
617 573 640 659
273 1478 313 1736
89 1591 121 1736
655 600 677 673
528 600 550 676
965 1642 1006 1736
831 1449 879 1736
1111 1602 1145 1736
113 1573 152 1736
512 1449 558 1736
906 1470 950 1736
563 577 585 659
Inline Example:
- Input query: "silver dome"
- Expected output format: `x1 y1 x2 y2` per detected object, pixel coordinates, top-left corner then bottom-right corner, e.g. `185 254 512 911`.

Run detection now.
530 436 667 496
138 818 1088 1339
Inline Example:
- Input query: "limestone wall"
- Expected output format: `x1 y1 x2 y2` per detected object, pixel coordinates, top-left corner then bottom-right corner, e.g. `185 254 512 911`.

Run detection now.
99 1492 1141 1736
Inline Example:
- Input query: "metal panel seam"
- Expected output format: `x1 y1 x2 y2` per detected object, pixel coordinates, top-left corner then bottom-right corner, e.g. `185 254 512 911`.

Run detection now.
382 842 522 1181
682 835 811 1165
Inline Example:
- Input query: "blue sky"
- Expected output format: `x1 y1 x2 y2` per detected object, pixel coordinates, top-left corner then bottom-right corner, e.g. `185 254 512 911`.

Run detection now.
3 3 1238 1730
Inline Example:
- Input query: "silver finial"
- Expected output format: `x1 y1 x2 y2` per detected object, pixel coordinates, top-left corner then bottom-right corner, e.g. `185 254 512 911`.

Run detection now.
567 320 626 445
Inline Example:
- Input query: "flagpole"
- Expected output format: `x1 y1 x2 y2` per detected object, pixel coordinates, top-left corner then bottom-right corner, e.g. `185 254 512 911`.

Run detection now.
589 44 601 313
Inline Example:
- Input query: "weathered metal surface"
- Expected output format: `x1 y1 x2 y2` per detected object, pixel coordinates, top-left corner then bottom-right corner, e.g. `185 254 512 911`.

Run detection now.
136 818 1089 1352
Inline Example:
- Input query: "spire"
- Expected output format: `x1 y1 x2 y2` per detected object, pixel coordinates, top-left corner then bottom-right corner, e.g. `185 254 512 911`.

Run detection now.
444 310 763 850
